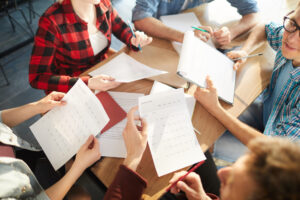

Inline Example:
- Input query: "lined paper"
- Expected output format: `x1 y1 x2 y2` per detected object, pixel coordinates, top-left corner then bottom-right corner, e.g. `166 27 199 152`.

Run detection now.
139 89 205 176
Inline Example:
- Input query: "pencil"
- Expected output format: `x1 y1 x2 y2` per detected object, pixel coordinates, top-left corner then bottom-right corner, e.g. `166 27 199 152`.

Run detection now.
232 53 263 61
166 160 205 192
127 20 142 51
191 26 209 33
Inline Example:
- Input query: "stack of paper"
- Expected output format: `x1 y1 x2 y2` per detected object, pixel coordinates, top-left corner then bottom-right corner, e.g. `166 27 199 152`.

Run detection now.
139 89 205 176
177 31 235 104
30 80 109 170
97 92 144 158
160 12 215 53
89 53 167 82
150 81 195 117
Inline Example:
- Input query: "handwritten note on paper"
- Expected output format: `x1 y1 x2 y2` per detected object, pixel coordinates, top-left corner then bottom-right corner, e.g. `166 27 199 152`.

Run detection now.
30 79 109 170
150 81 196 118
97 92 144 158
89 53 167 82
139 89 205 177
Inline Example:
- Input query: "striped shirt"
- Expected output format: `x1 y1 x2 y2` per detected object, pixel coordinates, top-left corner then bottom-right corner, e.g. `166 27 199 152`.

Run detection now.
263 23 300 140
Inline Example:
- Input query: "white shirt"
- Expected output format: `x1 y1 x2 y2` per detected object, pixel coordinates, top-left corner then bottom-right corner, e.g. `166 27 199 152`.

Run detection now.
89 31 108 55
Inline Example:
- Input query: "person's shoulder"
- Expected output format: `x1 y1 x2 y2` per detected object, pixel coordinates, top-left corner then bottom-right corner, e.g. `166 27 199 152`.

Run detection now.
43 2 63 18
99 0 112 8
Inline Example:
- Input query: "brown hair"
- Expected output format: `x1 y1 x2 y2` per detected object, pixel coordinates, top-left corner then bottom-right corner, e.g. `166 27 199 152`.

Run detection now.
246 137 300 200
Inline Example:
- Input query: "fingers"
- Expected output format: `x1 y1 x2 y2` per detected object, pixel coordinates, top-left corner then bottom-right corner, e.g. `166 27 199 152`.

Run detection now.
176 181 194 194
50 91 65 101
194 26 213 42
226 50 248 70
213 27 231 46
82 135 94 149
127 106 139 126
132 31 152 47
140 118 148 136
206 76 216 91
169 171 187 184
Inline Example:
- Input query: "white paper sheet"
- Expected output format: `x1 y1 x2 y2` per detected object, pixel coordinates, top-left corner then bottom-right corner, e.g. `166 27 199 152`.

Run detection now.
139 89 205 176
160 12 215 54
150 81 196 118
30 79 109 170
89 53 167 82
177 31 235 104
97 92 144 158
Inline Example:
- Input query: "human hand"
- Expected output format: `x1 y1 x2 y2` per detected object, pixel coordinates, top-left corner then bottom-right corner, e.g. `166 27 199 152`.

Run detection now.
169 171 210 200
226 50 248 70
213 26 231 46
73 135 101 172
194 26 213 42
194 76 222 116
35 91 66 114
88 74 121 91
131 31 153 48
123 106 148 171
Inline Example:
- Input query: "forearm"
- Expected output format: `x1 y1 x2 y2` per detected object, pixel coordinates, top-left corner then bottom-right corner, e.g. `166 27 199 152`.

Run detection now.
229 13 259 40
213 107 265 146
45 165 84 200
240 22 267 53
134 17 184 42
1 102 41 127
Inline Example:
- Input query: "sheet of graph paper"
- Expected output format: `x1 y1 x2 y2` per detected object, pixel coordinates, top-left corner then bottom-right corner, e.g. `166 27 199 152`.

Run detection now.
139 89 205 176
97 92 144 158
30 79 109 170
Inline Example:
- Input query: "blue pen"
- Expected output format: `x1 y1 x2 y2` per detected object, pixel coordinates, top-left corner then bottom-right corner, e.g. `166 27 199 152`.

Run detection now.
127 20 142 51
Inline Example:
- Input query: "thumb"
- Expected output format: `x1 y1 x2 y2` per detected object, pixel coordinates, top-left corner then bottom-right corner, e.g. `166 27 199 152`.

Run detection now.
50 100 65 108
177 181 194 195
82 135 94 149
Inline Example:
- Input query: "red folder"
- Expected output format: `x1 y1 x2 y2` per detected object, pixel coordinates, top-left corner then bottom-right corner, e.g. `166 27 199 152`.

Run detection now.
96 92 127 134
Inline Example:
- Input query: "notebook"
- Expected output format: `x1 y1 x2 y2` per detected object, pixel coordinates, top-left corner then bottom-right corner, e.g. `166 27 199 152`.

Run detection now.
177 31 236 104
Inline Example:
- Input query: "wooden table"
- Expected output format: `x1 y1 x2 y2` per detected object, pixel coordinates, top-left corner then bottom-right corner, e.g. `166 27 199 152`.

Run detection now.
80 2 289 198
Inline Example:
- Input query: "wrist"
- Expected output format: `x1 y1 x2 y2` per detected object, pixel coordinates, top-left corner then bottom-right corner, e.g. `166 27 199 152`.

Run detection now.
30 102 44 115
72 160 86 175
123 155 143 171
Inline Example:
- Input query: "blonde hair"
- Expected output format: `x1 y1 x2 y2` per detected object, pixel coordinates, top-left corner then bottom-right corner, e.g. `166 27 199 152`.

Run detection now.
57 0 64 4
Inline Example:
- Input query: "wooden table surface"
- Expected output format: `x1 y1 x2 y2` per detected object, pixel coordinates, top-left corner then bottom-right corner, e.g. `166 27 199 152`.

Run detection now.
78 1 300 198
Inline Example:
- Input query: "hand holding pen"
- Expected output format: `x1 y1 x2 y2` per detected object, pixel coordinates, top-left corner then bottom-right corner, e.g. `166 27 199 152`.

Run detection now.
128 21 153 51
227 50 263 70
192 26 232 47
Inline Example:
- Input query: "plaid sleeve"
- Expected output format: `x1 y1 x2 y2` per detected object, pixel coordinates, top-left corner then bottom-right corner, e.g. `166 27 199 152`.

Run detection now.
265 22 284 52
270 100 300 141
110 7 139 51
29 16 89 93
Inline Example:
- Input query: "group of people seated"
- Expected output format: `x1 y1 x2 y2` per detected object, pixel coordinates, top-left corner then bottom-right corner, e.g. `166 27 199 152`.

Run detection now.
0 0 299 199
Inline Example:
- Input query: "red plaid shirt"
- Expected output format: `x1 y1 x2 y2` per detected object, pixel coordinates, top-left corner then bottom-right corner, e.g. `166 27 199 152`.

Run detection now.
29 0 137 93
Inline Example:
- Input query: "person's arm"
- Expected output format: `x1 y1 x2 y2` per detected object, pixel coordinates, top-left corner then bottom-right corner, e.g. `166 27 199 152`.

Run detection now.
29 16 90 93
134 17 184 42
45 135 101 200
1 92 65 127
227 23 267 69
104 106 148 200
194 77 266 146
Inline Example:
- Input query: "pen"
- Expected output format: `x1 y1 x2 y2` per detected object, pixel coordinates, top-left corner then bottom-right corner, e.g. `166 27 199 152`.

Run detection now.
127 20 142 51
166 160 205 192
191 26 209 33
232 53 263 61
194 127 201 135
